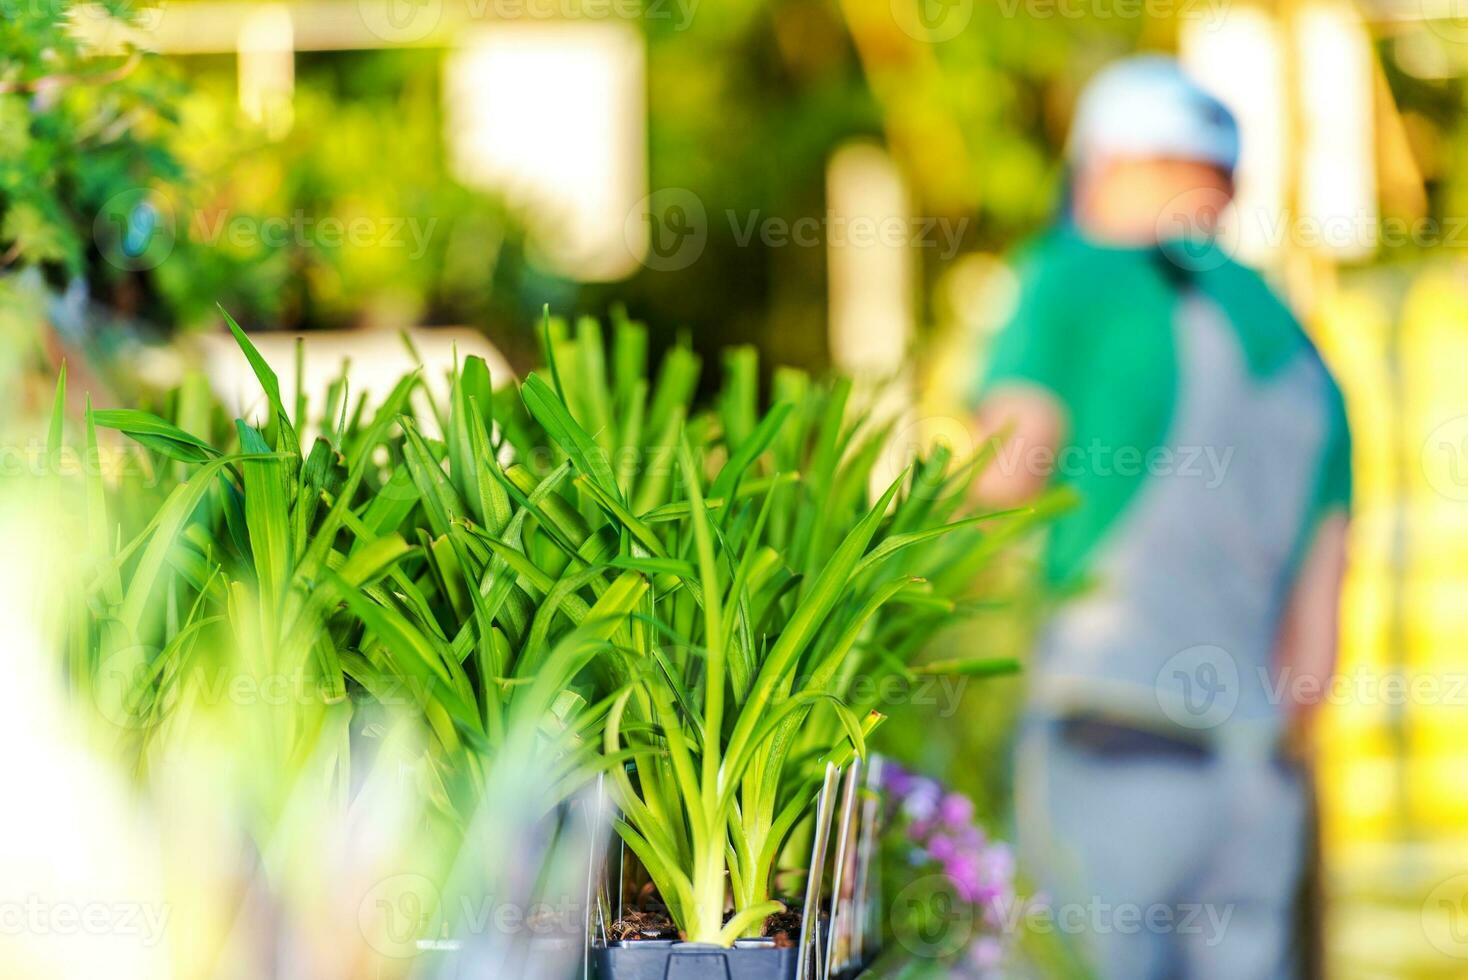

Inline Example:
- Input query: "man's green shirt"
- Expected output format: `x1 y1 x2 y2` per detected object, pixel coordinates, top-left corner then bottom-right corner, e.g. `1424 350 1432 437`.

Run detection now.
975 228 1351 590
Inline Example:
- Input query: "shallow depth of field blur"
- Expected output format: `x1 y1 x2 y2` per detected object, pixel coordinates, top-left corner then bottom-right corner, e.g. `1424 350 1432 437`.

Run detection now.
6 0 1468 977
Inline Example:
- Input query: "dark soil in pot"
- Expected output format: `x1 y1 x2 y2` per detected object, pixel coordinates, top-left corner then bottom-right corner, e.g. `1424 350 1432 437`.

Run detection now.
760 908 803 947
607 908 680 942
604 905 817 945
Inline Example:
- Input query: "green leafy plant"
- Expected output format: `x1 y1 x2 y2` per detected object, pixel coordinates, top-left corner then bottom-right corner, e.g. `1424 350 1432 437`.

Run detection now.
513 312 1066 943
71 313 655 825
52 308 663 969
57 305 1057 956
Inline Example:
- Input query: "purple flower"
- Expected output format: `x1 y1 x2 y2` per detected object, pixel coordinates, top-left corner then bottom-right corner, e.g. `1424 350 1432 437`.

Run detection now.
937 837 1014 910
882 761 916 798
977 841 1015 884
973 846 1017 914
900 777 941 823
955 823 987 852
937 791 974 828
883 762 1022 966
943 852 983 903
926 834 958 862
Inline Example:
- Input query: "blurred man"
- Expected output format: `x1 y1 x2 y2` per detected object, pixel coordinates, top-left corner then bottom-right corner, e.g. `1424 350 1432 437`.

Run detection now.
972 56 1350 979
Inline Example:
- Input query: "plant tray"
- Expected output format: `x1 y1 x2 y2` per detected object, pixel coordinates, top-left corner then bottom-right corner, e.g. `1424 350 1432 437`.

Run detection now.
593 939 797 980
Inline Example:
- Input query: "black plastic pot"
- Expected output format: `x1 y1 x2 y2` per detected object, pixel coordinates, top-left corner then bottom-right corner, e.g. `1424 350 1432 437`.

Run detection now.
593 938 797 980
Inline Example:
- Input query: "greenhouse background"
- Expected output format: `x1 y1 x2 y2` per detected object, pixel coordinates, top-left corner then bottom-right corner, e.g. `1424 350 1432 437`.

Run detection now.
6 0 1468 976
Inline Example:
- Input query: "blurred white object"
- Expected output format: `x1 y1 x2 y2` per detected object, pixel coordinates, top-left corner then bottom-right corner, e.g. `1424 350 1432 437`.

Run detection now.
1182 9 1288 266
237 4 295 138
826 142 915 380
0 497 171 980
196 326 515 437
1184 1 1379 265
826 142 920 504
444 23 648 281
1296 3 1378 262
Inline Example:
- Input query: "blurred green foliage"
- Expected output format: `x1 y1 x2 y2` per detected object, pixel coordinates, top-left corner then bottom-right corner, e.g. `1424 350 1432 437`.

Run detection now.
161 51 542 345
1378 34 1468 254
0 1 184 288
4 0 1190 365
578 0 1166 368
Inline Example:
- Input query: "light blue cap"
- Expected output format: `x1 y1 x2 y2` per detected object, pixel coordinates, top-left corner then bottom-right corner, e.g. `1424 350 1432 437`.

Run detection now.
1069 55 1240 173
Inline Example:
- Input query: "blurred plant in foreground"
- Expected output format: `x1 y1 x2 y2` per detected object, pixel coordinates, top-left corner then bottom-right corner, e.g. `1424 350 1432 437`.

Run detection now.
29 316 626 977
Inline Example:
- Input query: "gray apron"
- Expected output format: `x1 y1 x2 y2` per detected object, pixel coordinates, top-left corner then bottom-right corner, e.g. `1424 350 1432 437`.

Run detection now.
1028 290 1332 757
1015 290 1331 979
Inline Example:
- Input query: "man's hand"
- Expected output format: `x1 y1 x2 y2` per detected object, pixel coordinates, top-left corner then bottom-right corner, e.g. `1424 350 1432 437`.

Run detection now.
1274 512 1350 763
971 383 1067 508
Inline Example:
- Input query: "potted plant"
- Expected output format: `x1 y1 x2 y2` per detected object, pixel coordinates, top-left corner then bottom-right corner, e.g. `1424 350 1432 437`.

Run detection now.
504 313 1063 977
64 312 651 973
54 306 1058 977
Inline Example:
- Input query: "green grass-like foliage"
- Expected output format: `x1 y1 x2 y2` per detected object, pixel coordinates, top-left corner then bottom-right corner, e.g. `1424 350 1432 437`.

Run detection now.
60 306 1062 947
